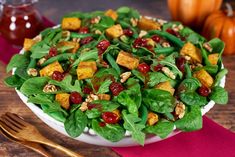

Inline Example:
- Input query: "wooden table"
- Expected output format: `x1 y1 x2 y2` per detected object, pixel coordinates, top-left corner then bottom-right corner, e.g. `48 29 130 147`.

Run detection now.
0 0 235 156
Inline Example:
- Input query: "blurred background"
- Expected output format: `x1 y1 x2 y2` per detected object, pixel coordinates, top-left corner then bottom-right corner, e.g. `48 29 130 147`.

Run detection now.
36 0 233 22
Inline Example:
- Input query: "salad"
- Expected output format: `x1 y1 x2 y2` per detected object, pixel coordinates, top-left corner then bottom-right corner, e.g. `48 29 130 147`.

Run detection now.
5 7 228 145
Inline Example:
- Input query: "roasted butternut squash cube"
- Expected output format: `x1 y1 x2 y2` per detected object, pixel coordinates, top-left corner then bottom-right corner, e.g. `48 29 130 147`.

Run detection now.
112 109 121 119
193 69 214 87
97 94 111 100
61 17 81 31
77 61 97 80
147 112 159 126
105 9 118 20
116 51 139 70
57 41 80 53
180 42 202 63
23 38 36 51
137 17 161 31
39 61 64 77
55 93 70 110
105 24 123 39
208 53 219 65
155 81 175 95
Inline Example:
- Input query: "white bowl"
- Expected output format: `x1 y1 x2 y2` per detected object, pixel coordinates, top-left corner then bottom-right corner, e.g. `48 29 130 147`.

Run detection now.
14 29 226 147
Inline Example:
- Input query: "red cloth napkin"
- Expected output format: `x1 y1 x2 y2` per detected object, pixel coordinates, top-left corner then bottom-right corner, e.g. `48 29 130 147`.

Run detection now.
112 116 235 157
0 16 54 64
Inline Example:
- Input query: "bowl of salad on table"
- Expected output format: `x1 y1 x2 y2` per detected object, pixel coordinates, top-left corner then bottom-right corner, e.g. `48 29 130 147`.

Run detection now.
4 7 228 147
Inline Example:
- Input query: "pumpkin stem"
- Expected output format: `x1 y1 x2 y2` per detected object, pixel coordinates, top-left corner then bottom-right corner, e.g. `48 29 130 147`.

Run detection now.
225 3 233 17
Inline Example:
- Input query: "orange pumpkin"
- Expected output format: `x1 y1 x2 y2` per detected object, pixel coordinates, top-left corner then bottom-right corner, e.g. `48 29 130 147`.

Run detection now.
167 0 222 29
202 3 235 55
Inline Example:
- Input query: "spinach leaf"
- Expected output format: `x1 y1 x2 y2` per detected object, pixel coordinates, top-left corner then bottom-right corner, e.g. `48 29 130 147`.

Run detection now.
143 89 175 113
49 75 81 93
64 109 87 138
213 68 228 87
117 6 140 19
6 54 29 72
132 69 145 83
20 77 49 96
4 75 25 88
145 121 174 139
117 79 142 115
92 100 120 112
72 49 98 67
42 53 75 67
15 67 31 80
92 119 125 142
139 105 148 125
85 109 101 119
147 72 170 87
30 41 50 59
106 53 121 75
184 63 192 78
118 90 138 116
122 110 145 145
209 86 228 105
175 106 202 131
97 79 112 94
95 16 114 29
178 78 201 92
94 68 119 79
180 91 207 106
28 94 68 122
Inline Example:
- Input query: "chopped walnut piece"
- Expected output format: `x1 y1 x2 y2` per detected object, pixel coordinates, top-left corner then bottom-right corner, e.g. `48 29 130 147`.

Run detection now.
175 102 186 119
130 18 138 27
43 84 57 93
203 42 213 52
27 68 38 77
80 102 88 111
162 67 176 79
120 72 132 83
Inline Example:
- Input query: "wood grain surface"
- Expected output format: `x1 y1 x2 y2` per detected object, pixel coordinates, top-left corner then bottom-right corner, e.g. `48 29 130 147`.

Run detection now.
0 0 235 157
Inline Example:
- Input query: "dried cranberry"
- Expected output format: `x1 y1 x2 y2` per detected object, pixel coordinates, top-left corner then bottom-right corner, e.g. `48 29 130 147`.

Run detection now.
48 47 58 57
99 122 106 127
83 87 93 94
138 63 150 73
52 71 64 81
151 35 161 43
80 36 93 45
154 64 163 71
70 92 83 104
123 28 133 37
198 86 211 97
166 28 179 37
133 38 147 49
79 27 89 34
110 82 124 96
87 103 96 110
97 39 110 55
176 57 186 73
101 112 119 124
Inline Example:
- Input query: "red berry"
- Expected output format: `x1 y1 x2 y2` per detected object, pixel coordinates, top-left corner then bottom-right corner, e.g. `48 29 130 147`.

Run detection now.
154 64 163 71
166 28 179 37
52 71 64 81
83 87 93 94
138 63 150 73
79 27 89 34
151 35 161 43
198 86 211 97
123 28 133 37
110 82 124 96
101 112 119 124
48 47 58 57
176 57 186 73
70 92 83 104
80 36 93 45
99 122 106 127
133 38 147 48
97 39 110 55
87 103 96 110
